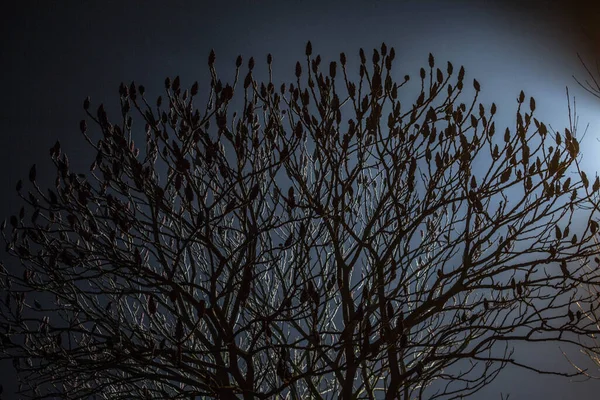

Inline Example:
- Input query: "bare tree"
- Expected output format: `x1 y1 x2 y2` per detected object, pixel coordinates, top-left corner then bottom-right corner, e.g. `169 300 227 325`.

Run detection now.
2 42 600 399
564 52 600 380
573 51 600 103
568 256 600 380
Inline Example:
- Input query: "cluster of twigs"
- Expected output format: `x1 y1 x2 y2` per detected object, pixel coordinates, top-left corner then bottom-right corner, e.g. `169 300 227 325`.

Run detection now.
1 42 600 399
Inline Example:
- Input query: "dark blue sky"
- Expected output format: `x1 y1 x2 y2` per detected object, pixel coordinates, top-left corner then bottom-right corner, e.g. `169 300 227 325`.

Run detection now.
2 1 600 398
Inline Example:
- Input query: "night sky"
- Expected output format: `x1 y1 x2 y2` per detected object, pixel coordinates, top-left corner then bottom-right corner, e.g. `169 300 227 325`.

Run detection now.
2 1 600 398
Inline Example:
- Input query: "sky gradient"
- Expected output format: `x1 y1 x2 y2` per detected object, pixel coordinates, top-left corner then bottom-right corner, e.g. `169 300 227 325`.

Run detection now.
2 1 600 398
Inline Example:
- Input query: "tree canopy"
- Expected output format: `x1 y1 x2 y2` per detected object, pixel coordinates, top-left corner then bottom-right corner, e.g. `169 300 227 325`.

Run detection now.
1 42 600 399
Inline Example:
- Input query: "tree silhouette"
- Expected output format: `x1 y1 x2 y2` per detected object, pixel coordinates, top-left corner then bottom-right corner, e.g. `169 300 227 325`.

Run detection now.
565 52 600 380
2 42 600 399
